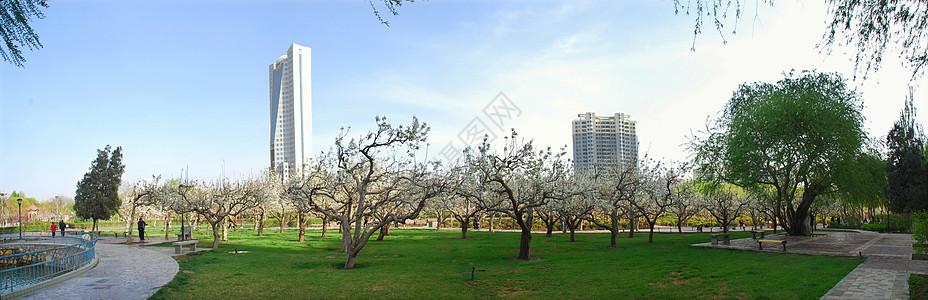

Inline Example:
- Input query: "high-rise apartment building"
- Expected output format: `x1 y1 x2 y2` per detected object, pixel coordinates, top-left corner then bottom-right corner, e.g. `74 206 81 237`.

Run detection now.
270 43 311 178
571 112 638 173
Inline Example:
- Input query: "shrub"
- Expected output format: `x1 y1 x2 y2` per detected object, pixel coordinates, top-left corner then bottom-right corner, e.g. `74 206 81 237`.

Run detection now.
910 274 928 299
886 214 913 233
861 223 887 232
832 216 863 229
913 211 928 255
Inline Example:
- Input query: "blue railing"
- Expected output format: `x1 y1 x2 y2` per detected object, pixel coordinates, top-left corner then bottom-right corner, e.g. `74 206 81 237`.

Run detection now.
0 232 98 294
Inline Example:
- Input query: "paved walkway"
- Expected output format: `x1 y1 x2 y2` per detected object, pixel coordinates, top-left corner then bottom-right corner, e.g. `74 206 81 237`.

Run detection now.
695 230 928 299
13 235 208 299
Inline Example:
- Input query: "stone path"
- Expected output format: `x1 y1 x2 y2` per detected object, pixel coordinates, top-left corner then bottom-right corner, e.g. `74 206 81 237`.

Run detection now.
695 230 928 299
820 234 928 300
12 235 209 300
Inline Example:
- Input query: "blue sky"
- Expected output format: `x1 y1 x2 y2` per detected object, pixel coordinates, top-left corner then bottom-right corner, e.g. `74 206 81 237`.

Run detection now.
2 0 926 200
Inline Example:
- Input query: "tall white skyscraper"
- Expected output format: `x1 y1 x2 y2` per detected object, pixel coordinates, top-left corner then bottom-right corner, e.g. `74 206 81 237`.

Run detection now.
270 43 311 178
571 112 638 173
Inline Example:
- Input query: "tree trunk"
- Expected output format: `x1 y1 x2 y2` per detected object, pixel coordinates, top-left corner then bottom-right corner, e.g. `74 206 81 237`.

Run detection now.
518 228 532 260
545 221 554 237
298 211 306 242
489 213 494 232
609 217 619 247
376 222 390 241
321 216 328 238
785 187 818 236
258 210 265 236
460 217 469 239
787 210 813 236
126 205 136 244
93 219 98 232
627 218 635 238
210 222 222 249
253 212 260 230
340 221 350 252
569 225 576 242
163 214 171 239
648 221 655 243
609 229 617 248
279 214 285 233
222 217 229 241
344 251 358 269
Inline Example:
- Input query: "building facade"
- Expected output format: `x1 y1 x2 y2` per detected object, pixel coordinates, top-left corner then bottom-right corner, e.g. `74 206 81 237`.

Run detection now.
269 43 312 178
571 112 638 173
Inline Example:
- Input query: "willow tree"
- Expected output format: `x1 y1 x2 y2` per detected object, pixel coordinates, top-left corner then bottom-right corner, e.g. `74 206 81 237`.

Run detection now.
690 71 866 236
676 0 928 78
1 0 47 67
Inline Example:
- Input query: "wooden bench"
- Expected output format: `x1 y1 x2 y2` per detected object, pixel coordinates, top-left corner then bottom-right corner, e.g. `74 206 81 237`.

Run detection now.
176 227 192 241
750 230 766 239
113 231 129 238
710 233 731 245
173 240 198 254
757 239 787 251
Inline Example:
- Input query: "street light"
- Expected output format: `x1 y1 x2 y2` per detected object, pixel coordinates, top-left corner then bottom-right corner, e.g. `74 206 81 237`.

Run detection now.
0 193 6 227
53 195 61 221
17 198 23 239
178 184 194 241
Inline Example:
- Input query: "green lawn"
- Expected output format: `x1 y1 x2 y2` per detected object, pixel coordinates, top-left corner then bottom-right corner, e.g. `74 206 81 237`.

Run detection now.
150 229 861 299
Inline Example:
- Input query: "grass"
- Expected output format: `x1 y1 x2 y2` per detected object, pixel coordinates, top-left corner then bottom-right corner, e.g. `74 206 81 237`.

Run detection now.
150 229 862 299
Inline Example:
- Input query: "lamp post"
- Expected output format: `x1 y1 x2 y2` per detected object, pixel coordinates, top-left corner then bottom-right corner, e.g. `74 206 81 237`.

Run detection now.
17 198 23 239
178 184 194 241
53 195 60 221
0 193 6 227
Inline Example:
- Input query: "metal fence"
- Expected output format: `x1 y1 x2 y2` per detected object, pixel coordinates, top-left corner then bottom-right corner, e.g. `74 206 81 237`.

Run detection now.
0 232 98 294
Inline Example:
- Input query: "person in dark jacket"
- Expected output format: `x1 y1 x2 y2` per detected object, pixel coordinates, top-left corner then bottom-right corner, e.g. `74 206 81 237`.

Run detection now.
59 220 66 236
138 218 148 241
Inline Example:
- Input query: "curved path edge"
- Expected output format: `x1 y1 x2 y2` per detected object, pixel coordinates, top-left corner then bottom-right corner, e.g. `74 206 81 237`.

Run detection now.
14 243 179 300
4 256 100 299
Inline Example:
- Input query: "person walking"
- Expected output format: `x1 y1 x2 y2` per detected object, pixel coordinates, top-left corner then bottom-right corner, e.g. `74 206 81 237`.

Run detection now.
51 222 57 237
59 220 66 236
138 217 148 241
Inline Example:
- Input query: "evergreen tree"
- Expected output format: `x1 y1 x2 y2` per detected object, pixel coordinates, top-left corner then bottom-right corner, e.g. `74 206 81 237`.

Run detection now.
885 99 928 213
74 145 125 231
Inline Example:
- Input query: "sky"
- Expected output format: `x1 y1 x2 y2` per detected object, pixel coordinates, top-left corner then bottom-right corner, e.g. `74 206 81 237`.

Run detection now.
1 0 926 201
